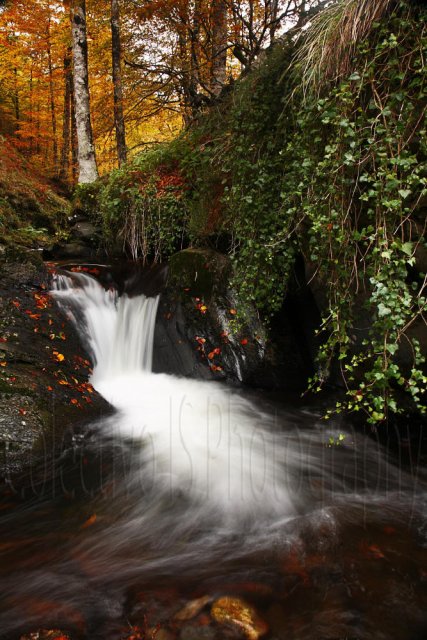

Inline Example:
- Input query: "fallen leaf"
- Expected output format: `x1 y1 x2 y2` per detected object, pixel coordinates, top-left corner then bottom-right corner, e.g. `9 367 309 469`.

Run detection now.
229 308 237 315
81 514 97 529
368 544 385 559
240 338 248 345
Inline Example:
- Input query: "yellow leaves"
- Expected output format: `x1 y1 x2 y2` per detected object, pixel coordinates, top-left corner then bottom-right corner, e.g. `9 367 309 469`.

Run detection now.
211 597 268 640
53 351 65 362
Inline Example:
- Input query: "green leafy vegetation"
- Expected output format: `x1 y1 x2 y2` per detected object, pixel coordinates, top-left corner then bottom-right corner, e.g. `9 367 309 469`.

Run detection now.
85 0 426 423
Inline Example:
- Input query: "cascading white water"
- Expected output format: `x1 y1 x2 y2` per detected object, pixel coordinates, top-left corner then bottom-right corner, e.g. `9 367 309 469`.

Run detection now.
51 271 297 517
53 272 159 379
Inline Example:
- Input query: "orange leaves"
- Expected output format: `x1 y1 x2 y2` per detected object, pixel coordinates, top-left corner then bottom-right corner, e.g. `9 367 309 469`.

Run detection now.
70 266 100 276
229 308 237 316
0 361 7 367
25 310 41 320
53 351 65 363
208 347 221 360
155 170 185 198
240 338 248 346
11 300 21 309
34 292 51 310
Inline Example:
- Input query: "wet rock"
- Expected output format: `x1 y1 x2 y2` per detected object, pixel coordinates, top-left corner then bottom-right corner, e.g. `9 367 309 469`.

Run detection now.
0 254 110 481
70 220 99 241
44 241 97 261
153 249 270 386
210 597 268 640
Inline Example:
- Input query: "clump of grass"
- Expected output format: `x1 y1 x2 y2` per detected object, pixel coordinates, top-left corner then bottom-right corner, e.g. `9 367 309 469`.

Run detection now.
295 0 399 95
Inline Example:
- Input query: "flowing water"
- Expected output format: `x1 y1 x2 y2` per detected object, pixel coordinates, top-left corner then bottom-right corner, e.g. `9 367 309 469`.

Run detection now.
0 271 426 639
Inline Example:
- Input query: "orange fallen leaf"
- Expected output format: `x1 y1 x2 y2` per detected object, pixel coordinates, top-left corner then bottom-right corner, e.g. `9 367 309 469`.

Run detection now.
12 300 20 308
368 544 385 559
47 386 53 392
240 338 248 345
229 308 237 315
18 408 27 415
81 514 97 529
0 362 7 367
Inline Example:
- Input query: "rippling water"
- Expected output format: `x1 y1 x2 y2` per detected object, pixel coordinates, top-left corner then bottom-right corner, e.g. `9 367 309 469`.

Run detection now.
0 272 425 639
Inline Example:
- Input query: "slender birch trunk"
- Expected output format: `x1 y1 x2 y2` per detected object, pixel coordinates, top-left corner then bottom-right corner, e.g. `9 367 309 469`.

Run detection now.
71 0 98 183
211 0 227 97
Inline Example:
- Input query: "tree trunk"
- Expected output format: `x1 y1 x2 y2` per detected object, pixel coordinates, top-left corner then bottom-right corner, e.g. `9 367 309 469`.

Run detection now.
211 0 227 97
47 13 58 173
60 46 72 181
269 0 279 43
110 0 127 165
13 67 19 129
71 78 78 184
190 0 202 92
71 0 98 183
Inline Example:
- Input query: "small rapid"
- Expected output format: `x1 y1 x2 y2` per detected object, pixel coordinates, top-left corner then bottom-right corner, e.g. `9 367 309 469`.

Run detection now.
0 269 424 639
52 271 297 517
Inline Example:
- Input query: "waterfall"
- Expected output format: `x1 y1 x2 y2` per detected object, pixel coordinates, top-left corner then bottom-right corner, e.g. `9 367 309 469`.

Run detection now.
51 271 296 519
53 272 159 382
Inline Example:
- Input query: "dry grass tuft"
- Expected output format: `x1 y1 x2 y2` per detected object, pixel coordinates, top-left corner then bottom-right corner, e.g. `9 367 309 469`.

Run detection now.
295 0 399 96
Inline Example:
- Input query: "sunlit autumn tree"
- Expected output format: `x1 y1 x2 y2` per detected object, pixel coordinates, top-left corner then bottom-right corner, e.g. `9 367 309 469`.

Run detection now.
0 0 327 177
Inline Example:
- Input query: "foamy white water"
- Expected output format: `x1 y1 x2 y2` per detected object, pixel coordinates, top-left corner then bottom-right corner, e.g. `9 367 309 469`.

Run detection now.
52 272 296 516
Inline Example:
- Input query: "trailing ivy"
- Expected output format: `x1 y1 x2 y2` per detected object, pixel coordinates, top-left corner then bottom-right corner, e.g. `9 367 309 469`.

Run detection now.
85 0 426 423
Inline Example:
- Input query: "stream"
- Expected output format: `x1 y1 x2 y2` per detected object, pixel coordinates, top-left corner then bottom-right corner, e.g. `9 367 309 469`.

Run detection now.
0 271 426 639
